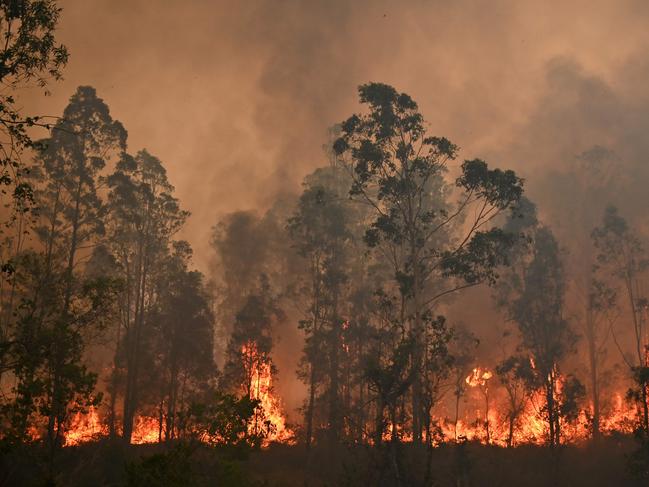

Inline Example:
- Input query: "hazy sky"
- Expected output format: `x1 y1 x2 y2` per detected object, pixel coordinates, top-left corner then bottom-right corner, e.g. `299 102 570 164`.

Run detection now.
22 0 649 271
18 0 649 420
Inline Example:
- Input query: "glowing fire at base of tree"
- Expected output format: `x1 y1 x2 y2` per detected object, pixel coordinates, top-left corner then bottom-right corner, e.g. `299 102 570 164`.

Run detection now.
241 342 295 445
441 367 637 446
64 407 105 446
56 341 296 448
62 408 163 446
41 361 641 449
378 366 638 447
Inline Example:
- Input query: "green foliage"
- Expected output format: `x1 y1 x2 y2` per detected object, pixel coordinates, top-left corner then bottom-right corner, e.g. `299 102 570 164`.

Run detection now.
125 444 196 487
0 0 69 264
560 375 586 423
181 392 268 450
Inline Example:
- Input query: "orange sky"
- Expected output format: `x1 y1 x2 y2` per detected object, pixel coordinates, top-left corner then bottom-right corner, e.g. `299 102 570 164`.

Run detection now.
17 0 649 420
21 0 649 271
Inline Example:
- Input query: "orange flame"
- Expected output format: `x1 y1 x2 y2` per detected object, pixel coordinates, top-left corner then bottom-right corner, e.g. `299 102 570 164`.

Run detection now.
131 416 160 444
465 367 493 388
63 408 160 446
64 406 106 446
241 342 295 446
52 361 640 448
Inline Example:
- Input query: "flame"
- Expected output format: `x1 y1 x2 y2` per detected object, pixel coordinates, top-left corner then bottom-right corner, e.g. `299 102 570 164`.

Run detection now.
342 320 350 353
131 416 160 444
63 407 161 446
42 360 641 449
64 406 106 446
465 367 493 388
60 342 296 448
442 366 637 446
241 342 295 445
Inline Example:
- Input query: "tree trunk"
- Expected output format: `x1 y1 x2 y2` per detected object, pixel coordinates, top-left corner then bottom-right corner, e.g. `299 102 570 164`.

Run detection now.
585 299 601 441
507 413 514 448
48 172 83 450
547 377 557 448
305 363 316 448
454 389 461 441
374 397 385 446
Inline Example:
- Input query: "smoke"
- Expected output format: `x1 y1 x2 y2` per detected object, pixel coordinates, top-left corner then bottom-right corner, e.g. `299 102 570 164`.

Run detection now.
17 0 649 418
16 0 649 269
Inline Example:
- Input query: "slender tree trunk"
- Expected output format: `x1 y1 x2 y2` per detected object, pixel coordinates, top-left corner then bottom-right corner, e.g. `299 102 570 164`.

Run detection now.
328 277 341 444
305 363 316 449
547 377 557 448
166 353 178 442
108 318 121 438
454 387 461 441
123 237 145 444
374 396 385 446
48 172 83 452
484 388 490 444
328 323 340 444
507 413 514 448
586 308 600 440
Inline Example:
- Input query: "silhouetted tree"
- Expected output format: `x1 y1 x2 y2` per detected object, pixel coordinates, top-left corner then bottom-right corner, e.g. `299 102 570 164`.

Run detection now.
506 226 580 447
496 355 532 447
0 0 68 234
0 86 124 456
592 206 649 435
151 241 215 441
288 166 354 447
333 82 524 443
106 149 188 443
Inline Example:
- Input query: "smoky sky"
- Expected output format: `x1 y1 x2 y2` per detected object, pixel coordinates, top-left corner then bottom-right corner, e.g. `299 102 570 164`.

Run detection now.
21 0 649 271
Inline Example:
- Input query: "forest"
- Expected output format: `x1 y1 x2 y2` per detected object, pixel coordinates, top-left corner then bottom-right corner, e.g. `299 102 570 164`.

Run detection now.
1 1 649 486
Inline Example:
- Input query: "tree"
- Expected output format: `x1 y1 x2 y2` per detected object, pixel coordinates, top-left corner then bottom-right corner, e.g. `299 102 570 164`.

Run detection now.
210 200 299 366
507 226 580 447
582 277 616 439
496 355 532 447
38 86 124 450
210 212 271 354
592 206 649 435
106 149 189 443
0 0 68 231
221 277 286 441
2 249 118 452
333 82 523 443
0 0 68 388
541 147 622 442
222 278 282 396
0 86 124 454
448 326 479 442
151 241 215 442
288 166 353 447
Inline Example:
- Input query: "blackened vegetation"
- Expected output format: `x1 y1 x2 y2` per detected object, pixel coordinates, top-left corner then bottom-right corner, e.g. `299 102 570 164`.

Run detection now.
1 3 649 487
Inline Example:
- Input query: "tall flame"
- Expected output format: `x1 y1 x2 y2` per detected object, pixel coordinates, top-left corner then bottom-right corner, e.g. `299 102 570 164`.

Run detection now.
242 342 294 445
